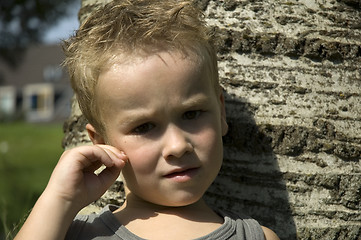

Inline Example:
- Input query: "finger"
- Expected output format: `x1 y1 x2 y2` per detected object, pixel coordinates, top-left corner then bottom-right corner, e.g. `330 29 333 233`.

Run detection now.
82 145 126 174
98 145 128 163
95 145 128 169
58 145 126 175
75 145 118 169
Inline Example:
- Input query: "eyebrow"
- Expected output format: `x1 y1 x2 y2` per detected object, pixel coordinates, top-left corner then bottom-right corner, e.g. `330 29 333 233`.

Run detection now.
118 110 156 128
117 94 211 126
179 94 210 109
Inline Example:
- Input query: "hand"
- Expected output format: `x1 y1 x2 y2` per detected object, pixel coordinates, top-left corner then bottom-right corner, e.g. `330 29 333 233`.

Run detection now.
15 145 127 240
44 144 127 212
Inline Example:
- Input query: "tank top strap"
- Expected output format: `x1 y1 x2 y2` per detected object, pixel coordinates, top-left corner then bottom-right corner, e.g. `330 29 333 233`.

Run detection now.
218 209 265 240
237 217 265 240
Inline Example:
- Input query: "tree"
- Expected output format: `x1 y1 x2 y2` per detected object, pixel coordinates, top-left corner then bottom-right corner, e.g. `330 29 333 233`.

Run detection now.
63 0 361 239
0 0 77 68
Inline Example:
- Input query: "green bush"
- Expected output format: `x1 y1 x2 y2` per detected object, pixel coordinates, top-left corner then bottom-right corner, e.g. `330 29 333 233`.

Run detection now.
0 122 63 239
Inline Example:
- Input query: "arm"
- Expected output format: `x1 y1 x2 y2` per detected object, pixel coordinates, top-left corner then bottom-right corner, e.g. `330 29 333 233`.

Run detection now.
14 144 127 240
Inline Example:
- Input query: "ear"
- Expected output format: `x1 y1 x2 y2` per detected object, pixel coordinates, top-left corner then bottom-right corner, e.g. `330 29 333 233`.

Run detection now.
86 123 106 144
219 91 228 136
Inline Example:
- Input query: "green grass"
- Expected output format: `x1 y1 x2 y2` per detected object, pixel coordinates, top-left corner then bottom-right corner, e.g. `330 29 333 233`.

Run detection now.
0 122 64 240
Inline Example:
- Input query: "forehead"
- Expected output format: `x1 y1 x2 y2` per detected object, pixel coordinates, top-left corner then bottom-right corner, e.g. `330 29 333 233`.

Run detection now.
104 48 202 70
95 50 214 112
95 52 211 100
95 45 219 95
97 50 207 92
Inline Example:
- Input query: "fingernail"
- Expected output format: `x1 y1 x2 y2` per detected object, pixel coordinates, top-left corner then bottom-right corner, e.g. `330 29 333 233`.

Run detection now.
119 151 128 161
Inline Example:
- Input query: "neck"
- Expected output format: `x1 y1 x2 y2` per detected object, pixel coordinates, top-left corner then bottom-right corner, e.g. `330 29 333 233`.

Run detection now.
122 193 209 212
114 193 220 224
113 193 224 240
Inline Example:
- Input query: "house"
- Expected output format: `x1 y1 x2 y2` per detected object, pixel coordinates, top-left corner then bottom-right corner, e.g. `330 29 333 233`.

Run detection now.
0 44 72 122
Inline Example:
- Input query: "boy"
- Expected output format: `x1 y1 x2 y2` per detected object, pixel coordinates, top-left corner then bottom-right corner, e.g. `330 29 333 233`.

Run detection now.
15 0 279 239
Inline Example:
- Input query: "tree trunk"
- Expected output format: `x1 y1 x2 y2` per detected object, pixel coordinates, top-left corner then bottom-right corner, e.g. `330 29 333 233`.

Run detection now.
63 0 361 239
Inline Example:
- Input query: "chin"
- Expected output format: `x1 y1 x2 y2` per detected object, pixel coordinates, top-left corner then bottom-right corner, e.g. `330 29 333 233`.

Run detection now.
155 191 205 208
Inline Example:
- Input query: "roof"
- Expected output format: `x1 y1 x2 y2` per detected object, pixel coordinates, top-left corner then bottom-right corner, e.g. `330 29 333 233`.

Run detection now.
0 44 69 90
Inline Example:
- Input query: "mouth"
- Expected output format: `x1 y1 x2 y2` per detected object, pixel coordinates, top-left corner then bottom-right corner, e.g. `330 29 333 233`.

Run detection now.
163 167 199 182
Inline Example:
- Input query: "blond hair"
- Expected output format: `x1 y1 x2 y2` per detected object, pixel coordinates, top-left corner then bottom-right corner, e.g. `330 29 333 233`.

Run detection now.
63 0 219 135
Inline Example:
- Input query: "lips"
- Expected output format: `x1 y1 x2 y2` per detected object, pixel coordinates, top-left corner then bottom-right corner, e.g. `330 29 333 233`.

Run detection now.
163 167 199 182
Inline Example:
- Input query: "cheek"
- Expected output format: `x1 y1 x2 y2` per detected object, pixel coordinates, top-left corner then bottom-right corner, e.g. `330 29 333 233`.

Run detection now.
196 127 222 155
198 121 224 169
116 139 160 176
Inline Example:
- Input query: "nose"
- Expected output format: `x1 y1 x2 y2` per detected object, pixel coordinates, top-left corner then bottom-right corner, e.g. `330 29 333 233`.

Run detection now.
162 124 193 160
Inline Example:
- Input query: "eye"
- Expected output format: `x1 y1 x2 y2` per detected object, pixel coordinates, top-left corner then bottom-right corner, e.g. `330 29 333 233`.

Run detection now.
183 110 201 120
132 123 155 135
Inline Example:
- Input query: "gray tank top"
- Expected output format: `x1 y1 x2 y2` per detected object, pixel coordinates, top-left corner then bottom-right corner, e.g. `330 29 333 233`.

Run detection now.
65 205 265 240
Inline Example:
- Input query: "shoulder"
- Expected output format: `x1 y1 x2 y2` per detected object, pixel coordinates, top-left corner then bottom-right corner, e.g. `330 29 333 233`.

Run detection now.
261 226 280 240
218 209 279 240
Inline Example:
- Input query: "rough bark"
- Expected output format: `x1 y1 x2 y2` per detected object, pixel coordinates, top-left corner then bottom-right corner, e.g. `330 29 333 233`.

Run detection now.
63 0 361 239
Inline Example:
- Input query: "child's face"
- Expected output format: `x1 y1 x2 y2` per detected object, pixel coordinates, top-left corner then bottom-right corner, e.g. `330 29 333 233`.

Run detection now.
91 51 228 207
